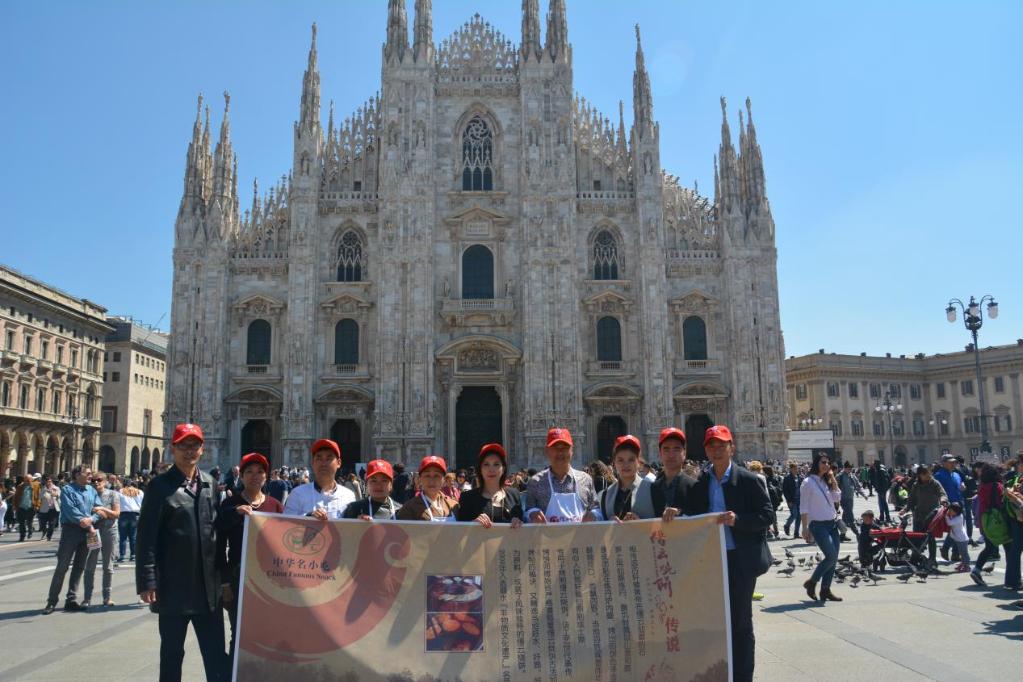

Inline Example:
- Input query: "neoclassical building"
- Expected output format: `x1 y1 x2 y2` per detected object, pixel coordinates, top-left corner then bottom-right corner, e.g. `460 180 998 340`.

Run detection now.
166 1 787 472
1 265 112 476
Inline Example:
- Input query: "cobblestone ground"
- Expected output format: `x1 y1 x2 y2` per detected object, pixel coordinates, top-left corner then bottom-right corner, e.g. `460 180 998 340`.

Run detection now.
1 494 1019 681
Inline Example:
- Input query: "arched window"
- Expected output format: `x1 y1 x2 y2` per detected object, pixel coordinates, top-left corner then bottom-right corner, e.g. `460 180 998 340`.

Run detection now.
682 316 708 360
462 245 494 299
334 319 359 366
461 116 494 191
596 317 622 362
336 230 364 282
246 319 272 365
593 230 620 280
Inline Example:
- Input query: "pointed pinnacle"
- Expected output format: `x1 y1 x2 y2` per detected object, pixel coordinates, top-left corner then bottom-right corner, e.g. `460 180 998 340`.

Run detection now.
223 90 230 113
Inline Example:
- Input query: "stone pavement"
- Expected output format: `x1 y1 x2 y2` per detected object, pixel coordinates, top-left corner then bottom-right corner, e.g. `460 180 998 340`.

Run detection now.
0 494 1020 681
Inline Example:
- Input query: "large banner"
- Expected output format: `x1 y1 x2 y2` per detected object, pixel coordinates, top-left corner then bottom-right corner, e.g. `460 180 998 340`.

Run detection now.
234 514 730 682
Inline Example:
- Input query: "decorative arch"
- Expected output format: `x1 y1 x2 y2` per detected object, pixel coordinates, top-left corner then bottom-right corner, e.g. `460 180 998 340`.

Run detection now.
453 105 502 191
332 221 368 282
590 226 623 280
224 386 285 404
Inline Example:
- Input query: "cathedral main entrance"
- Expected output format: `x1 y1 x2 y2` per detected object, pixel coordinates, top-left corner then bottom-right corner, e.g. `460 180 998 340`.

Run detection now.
331 419 362 477
455 386 502 471
241 419 273 467
596 416 627 464
685 414 715 461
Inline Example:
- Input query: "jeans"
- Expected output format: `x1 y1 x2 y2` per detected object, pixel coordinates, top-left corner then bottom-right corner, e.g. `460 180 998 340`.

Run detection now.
1004 518 1023 588
158 610 227 682
963 498 974 539
38 509 59 540
841 498 858 537
809 520 841 590
118 512 139 559
84 524 118 602
46 524 91 605
876 489 892 524
784 503 801 536
726 550 757 682
16 507 36 540
953 540 971 565
974 537 999 574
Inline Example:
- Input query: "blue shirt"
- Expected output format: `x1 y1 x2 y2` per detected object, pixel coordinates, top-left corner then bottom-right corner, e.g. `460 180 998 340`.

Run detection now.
708 463 735 550
933 468 963 504
59 483 101 526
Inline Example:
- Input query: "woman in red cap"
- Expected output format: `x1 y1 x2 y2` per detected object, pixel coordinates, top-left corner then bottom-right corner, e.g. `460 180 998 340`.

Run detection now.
598 435 664 521
457 444 524 528
215 452 283 669
396 456 460 522
342 459 402 520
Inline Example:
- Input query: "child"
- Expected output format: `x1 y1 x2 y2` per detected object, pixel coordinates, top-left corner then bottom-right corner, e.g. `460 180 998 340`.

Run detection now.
858 510 882 570
945 502 971 572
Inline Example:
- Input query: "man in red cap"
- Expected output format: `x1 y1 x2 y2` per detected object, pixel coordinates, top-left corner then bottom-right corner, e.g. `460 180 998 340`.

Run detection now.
524 428 599 524
683 425 773 682
136 423 227 681
343 459 402 520
655 427 696 523
283 439 355 519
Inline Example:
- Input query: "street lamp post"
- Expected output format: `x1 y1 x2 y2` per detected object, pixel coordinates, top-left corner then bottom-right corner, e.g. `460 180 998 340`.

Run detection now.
946 295 999 458
799 408 824 431
875 390 902 466
67 404 81 473
929 413 948 458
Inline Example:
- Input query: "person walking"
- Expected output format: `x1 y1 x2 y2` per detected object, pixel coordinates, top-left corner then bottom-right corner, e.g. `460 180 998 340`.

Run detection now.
1002 454 1023 591
42 465 102 614
82 472 120 608
14 475 40 541
782 462 803 538
869 461 892 524
683 425 773 682
117 480 143 562
904 465 946 569
800 452 843 603
837 461 863 540
136 423 226 682
37 476 61 541
972 463 1008 585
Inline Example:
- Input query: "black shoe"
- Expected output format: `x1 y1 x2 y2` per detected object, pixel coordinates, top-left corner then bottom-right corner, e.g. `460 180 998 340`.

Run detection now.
968 539 979 547
940 546 950 562
64 600 83 611
79 601 90 611
803 579 817 601
42 603 56 615
839 536 850 543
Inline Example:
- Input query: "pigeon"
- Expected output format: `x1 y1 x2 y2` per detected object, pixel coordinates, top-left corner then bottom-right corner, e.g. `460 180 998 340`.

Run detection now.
982 565 995 574
896 573 913 583
784 548 794 559
777 566 795 577
771 558 783 567
815 553 823 563
798 558 806 567
850 575 861 587
787 559 796 568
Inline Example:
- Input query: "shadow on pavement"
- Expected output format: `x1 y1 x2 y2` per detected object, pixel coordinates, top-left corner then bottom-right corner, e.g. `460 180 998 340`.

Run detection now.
759 601 821 614
980 609 1023 641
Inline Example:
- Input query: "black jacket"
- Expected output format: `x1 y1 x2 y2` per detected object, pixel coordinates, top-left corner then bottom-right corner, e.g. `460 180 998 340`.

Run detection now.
782 473 802 506
136 466 220 615
684 464 774 577
652 471 696 513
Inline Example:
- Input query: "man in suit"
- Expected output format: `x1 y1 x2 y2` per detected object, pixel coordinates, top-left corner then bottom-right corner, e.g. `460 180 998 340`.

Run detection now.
684 425 773 682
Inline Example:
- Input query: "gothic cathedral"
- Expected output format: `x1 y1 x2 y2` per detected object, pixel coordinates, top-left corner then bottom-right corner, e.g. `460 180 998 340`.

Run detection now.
166 0 787 472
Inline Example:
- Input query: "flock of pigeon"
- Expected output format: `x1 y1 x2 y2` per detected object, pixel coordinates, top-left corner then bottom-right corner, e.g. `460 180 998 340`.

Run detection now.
772 545 995 587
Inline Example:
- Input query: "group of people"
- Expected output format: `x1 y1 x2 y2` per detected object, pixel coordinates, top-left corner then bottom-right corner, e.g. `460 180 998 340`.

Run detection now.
24 421 771 681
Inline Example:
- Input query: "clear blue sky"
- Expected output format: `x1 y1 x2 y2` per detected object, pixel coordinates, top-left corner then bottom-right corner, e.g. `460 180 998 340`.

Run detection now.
2 1 1020 357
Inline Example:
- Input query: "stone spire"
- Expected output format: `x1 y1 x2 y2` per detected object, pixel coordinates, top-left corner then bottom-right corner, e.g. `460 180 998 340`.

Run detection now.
385 0 408 64
212 91 235 202
717 97 740 213
413 0 433 63
200 103 213 202
616 99 628 156
632 24 654 138
298 23 320 133
742 97 767 211
545 0 568 62
181 93 206 204
521 0 541 62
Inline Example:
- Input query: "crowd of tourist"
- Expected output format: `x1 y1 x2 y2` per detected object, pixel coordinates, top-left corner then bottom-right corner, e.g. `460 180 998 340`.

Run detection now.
4 424 1022 682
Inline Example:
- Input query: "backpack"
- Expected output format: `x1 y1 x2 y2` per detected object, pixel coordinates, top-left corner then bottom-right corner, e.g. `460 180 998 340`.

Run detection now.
982 507 1011 546
927 506 949 539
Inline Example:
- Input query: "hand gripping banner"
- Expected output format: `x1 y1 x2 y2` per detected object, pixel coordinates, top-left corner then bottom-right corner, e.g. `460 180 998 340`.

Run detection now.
233 514 731 682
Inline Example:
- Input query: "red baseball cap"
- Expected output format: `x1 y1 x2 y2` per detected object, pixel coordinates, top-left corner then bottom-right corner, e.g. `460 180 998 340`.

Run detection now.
659 427 687 446
365 459 394 481
704 425 734 446
419 455 447 475
546 428 573 448
310 439 341 460
171 423 204 444
613 435 642 454
479 443 507 463
239 452 269 474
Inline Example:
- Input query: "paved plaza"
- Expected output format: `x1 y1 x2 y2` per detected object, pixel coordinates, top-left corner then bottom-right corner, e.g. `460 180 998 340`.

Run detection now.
1 493 1020 681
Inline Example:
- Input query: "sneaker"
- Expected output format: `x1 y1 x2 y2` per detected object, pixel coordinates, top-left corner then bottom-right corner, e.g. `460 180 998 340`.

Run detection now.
970 571 986 586
752 592 765 601
955 564 970 573
79 601 90 611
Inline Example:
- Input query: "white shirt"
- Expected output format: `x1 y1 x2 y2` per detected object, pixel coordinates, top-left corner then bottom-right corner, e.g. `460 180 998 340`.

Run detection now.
119 491 143 513
799 475 840 522
283 481 356 519
947 513 968 542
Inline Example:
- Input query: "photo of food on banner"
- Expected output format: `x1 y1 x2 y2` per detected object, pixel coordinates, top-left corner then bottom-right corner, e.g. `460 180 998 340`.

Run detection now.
425 575 484 652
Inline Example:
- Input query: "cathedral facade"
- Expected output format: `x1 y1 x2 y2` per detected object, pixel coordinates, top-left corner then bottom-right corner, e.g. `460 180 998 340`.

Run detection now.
166 0 788 472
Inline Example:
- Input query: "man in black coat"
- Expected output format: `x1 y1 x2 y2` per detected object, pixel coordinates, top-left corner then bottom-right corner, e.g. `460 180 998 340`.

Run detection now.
781 462 803 537
684 425 773 682
869 460 892 523
654 427 696 522
136 423 226 682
